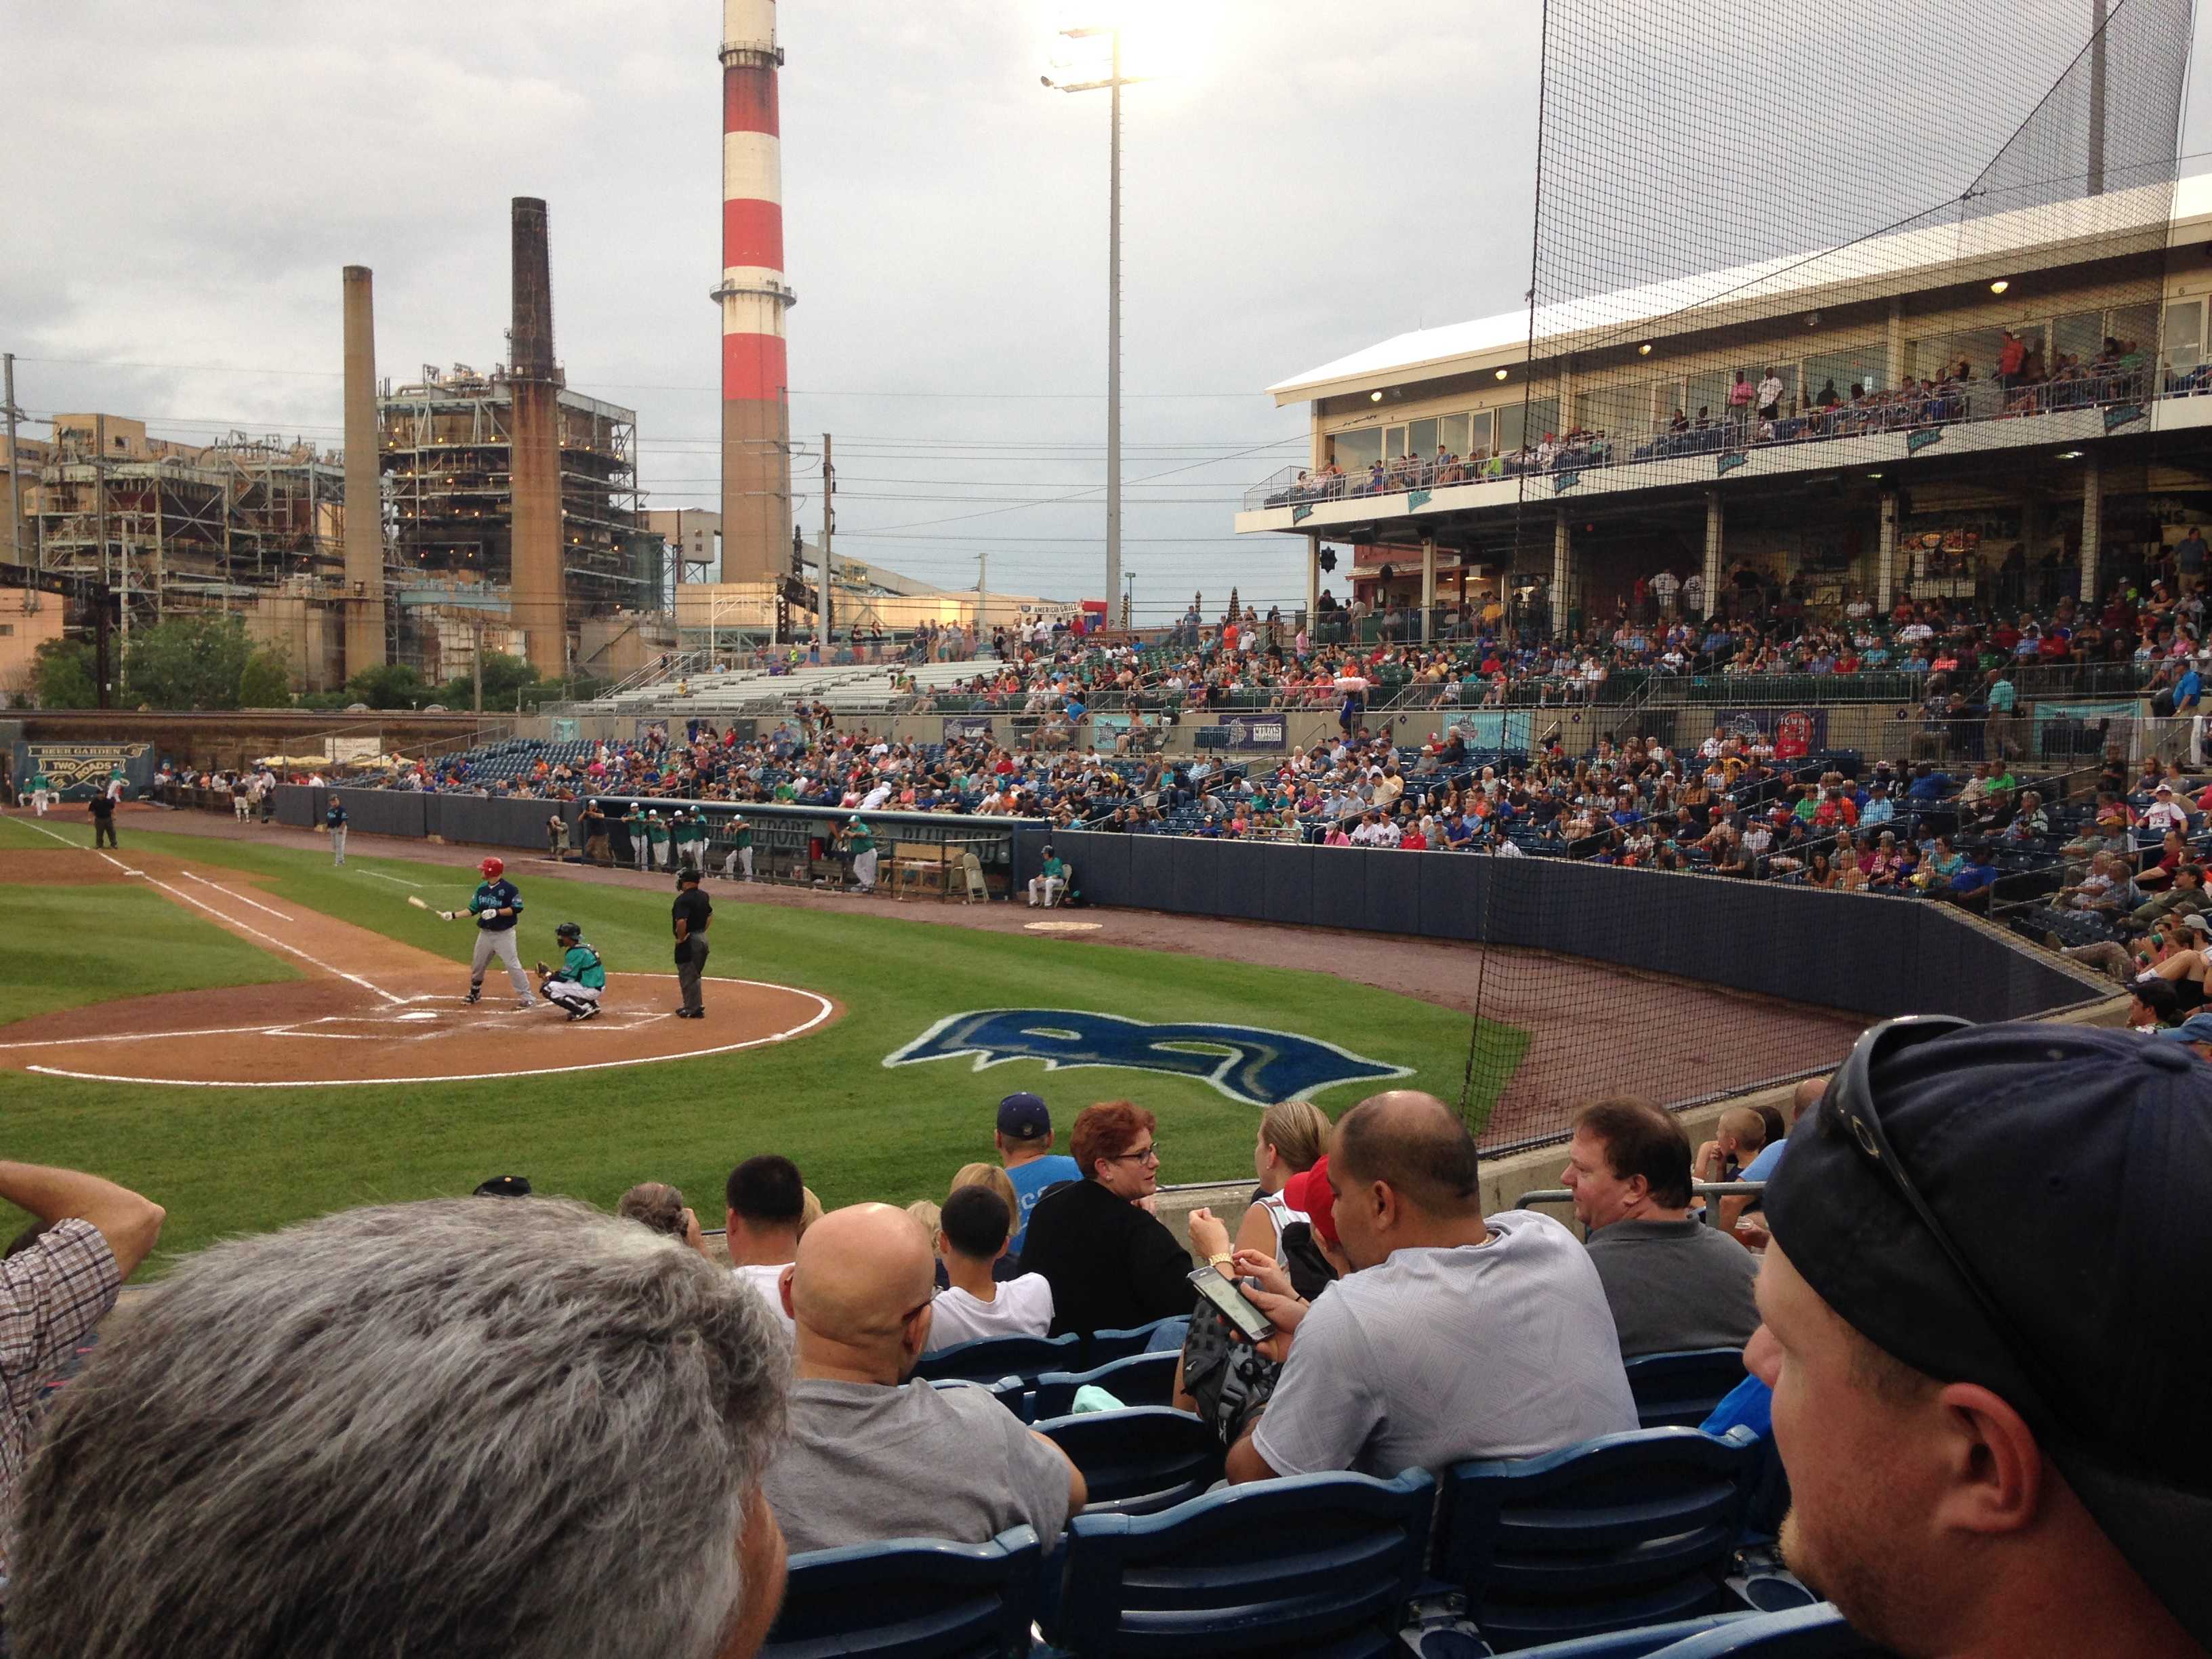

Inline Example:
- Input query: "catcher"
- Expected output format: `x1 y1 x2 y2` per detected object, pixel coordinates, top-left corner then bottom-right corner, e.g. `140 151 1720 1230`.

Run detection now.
535 922 607 1022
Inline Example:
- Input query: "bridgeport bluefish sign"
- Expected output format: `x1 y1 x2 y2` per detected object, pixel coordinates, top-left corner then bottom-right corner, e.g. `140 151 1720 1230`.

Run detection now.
885 1009 1411 1105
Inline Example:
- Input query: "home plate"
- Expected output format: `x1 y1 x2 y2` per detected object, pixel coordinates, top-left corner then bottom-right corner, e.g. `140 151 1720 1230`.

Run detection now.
1025 920 1103 933
396 1011 439 1022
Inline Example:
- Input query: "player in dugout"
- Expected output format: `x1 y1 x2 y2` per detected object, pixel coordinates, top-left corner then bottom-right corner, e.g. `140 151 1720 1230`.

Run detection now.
535 922 607 1022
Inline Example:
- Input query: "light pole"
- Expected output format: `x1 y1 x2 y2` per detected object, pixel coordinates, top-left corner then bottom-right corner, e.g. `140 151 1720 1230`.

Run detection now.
1044 24 1133 620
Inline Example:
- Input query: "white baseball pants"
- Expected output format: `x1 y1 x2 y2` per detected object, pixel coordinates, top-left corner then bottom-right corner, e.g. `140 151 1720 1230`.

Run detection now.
470 928 535 1004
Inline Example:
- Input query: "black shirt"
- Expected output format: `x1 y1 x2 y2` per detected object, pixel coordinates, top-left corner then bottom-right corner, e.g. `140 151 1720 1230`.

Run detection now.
671 886 712 939
1017 1177 1197 1338
87 795 115 823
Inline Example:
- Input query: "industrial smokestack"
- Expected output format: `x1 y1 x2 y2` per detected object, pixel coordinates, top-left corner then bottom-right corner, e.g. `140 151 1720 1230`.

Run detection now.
508 197 566 676
716 0 795 586
341 265 387 673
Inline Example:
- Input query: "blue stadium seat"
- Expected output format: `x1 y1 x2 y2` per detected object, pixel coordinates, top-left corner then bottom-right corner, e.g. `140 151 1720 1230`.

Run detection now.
760 1525 1042 1659
1034 1406 1223 1515
1031 1351 1181 1419
1624 1349 1751 1430
1496 1613 1761 1658
1085 1317 1187 1367
1627 1604 1896 1657
1431 1427 1757 1652
914 1331 1082 1385
1046 1468 1435 1656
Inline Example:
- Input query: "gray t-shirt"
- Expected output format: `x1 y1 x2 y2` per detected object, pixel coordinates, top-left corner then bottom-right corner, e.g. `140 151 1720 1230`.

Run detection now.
1582 1215 1760 1359
1252 1210 1638 1479
762 1377 1072 1555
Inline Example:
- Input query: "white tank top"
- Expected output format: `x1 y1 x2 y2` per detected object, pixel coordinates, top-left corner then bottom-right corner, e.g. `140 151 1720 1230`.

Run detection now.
1255 1189 1310 1258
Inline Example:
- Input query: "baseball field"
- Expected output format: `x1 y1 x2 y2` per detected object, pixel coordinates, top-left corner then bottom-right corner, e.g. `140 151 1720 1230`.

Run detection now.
0 808 1516 1266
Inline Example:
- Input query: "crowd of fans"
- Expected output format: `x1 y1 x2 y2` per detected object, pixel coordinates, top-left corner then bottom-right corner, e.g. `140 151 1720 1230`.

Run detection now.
1264 333 2167 508
10 1034 2205 1658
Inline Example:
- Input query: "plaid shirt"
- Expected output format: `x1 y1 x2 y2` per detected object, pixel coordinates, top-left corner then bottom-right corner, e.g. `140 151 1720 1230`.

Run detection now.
0 1219 121 1576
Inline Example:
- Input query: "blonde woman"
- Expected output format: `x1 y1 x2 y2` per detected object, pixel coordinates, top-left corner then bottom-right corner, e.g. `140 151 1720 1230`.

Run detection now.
1232 1099 1332 1261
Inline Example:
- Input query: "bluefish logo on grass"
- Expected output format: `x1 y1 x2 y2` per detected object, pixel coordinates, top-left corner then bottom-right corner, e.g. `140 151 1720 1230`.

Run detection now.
884 1010 1411 1105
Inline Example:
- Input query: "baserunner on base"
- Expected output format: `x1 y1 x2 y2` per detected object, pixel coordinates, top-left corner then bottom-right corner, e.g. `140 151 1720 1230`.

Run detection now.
457 857 536 1009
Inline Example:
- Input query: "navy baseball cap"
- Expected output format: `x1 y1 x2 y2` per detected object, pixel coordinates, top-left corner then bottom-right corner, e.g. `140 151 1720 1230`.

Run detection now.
996 1092 1052 1140
472 1175 532 1199
1766 1021 2212 1643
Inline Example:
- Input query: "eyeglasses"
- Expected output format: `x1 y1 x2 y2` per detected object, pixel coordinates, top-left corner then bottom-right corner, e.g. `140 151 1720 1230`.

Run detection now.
1103 1142 1162 1165
1822 1017 2083 1439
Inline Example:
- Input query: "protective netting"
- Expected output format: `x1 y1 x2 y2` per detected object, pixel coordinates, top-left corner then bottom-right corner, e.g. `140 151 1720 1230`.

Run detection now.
1504 0 2192 581
1446 0 2192 1141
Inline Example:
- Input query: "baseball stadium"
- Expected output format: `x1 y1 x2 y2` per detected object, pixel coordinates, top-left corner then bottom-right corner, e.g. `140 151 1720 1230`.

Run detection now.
1 3 2207 1658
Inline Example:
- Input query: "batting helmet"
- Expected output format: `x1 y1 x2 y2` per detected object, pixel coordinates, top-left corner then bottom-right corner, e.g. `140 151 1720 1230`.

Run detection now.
554 922 581 943
479 857 504 878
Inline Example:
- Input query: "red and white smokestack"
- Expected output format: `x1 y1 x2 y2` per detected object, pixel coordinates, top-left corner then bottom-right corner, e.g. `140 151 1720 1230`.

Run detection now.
716 0 795 586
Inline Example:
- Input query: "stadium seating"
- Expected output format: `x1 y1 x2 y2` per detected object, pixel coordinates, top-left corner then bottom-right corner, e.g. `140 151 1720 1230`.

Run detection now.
914 1331 1082 1385
1030 1351 1181 1419
1084 1316 1190 1366
1044 1467 1436 1656
1613 1604 1898 1658
1624 1349 1753 1430
1034 1406 1223 1516
1430 1426 1759 1651
760 1524 1042 1658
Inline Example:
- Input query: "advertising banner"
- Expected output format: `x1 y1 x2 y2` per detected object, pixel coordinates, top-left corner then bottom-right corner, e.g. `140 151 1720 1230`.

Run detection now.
1214 716 1288 751
12 740 154 800
945 716 996 741
1447 711 1535 752
1712 707 1828 760
325 735 383 764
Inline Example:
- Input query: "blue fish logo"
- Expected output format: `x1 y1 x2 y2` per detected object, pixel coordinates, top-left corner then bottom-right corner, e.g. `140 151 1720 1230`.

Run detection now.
884 1009 1412 1105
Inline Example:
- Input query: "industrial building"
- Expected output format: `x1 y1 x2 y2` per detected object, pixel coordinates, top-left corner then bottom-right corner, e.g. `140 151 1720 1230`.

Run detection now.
378 365 660 681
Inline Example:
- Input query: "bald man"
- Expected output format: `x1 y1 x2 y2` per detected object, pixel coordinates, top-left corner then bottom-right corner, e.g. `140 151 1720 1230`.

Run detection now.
760 1204 1084 1553
1226 1091 1635 1484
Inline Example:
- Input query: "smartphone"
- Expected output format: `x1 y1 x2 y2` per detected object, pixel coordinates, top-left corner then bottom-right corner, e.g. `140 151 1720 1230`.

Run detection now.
1188 1265 1275 1344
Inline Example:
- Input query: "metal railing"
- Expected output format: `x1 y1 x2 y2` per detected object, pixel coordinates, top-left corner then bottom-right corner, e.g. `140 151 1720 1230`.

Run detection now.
1517 1180 1765 1212
1250 363 2184 510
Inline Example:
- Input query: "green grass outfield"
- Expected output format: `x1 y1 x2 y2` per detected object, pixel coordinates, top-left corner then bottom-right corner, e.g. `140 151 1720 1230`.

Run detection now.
0 814 1524 1267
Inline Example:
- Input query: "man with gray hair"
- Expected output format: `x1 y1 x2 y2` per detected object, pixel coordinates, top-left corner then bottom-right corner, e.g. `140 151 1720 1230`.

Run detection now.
9 1197 793 1659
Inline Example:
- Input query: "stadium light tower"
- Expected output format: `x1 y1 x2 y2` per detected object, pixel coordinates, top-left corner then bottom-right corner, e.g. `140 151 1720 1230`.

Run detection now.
1044 22 1136 625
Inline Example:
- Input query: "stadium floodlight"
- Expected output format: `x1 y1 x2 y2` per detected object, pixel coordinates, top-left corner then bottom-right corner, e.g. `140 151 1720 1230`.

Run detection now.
1990 279 2011 293
1495 367 1510 381
1370 390 1385 403
1637 342 1652 355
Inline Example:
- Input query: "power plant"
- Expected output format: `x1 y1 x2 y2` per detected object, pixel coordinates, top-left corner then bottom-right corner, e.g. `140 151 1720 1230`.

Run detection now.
716 0 796 587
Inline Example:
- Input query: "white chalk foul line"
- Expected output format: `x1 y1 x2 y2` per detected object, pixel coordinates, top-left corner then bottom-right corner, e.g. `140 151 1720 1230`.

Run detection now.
11 817 87 849
356 869 426 890
124 870 405 1007
21 979 836 1088
180 870 294 922
0 1022 286 1052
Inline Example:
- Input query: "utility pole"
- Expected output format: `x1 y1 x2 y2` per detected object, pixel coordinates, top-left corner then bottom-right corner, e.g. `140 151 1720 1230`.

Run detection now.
472 617 484 714
3 354 21 602
977 549 989 642
819 432 834 648
1107 24 1122 623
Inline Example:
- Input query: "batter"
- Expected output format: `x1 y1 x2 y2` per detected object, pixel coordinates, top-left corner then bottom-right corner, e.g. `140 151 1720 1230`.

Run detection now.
457 857 537 1008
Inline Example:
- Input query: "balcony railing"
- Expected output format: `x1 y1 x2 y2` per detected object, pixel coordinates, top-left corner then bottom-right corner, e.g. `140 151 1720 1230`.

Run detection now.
1248 361 2206 512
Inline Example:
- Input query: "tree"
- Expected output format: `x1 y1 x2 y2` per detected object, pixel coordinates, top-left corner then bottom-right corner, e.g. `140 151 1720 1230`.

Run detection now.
343 662 428 710
30 638 98 709
435 651 539 712
123 615 253 710
238 647 293 709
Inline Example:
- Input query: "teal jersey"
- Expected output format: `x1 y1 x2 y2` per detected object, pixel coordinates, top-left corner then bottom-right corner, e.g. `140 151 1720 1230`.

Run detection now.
1042 856 1067 880
647 821 670 844
559 942 607 990
731 823 753 848
846 825 874 854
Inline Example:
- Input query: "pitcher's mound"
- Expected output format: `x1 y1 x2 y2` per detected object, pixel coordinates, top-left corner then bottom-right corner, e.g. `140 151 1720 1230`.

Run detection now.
0 972 836 1088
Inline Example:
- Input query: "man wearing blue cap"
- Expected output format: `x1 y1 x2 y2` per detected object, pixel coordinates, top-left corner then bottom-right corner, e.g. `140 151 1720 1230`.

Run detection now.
994 1094 1079 1258
1750 1018 2210 1657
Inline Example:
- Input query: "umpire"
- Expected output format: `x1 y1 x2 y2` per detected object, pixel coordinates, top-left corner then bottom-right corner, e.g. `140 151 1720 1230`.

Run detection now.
671 868 712 1019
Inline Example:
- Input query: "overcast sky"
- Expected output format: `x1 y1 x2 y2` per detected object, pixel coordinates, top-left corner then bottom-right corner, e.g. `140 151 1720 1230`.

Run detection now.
7 1 2210 617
